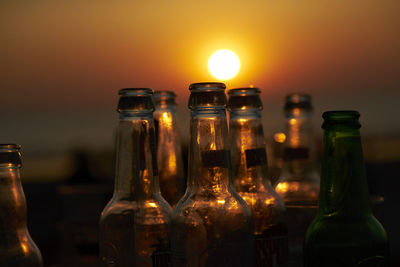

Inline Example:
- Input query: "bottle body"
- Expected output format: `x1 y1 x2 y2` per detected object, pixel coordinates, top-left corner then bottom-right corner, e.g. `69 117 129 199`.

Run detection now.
153 91 185 206
274 94 319 265
171 83 254 267
99 197 170 266
304 111 389 267
228 88 288 267
99 89 172 267
0 144 43 267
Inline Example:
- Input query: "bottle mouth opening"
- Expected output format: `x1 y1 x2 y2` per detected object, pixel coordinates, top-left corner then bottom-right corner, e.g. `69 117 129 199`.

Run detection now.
228 87 260 96
0 144 21 151
118 88 155 112
153 91 176 99
0 144 22 166
153 91 177 106
322 110 361 128
189 82 226 92
323 110 360 120
227 88 263 111
284 93 312 111
119 88 153 97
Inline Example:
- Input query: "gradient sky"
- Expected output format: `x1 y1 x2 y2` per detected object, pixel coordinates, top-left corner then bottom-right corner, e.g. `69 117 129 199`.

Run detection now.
1 0 400 155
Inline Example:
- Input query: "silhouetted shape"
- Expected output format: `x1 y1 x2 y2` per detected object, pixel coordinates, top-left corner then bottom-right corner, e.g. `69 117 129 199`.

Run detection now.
304 110 389 266
171 82 254 267
99 88 171 267
274 94 319 266
153 91 185 206
228 87 289 266
0 144 43 267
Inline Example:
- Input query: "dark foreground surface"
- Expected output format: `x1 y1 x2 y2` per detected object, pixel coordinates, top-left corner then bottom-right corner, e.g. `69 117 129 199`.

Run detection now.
24 160 400 267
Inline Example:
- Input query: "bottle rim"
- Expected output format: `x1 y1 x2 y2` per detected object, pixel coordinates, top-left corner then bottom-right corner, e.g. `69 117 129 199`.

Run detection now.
0 144 22 167
119 88 153 96
228 87 260 96
153 91 176 98
227 88 263 111
284 93 312 111
323 110 360 119
322 110 361 129
0 144 21 151
153 91 177 106
189 82 226 92
117 88 155 112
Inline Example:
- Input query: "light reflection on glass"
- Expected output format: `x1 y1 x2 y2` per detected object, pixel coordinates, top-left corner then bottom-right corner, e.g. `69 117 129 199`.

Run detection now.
288 118 300 147
161 112 173 129
274 132 286 143
168 153 177 173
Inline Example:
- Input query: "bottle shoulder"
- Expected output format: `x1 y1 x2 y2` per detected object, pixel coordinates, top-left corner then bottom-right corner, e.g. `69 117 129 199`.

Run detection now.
237 190 285 213
100 197 171 223
172 192 252 225
306 215 388 245
0 232 42 266
238 191 287 235
275 171 320 204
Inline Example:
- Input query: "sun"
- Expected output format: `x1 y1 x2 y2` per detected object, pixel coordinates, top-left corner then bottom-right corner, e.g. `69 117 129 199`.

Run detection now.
208 49 240 80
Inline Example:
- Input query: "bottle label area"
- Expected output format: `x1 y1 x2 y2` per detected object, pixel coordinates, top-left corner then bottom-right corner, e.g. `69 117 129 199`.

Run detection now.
201 150 230 168
283 147 309 160
245 148 267 168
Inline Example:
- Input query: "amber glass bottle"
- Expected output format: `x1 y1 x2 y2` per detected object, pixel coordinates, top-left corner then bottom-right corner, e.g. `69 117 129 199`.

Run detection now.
0 144 43 267
274 93 319 265
153 91 185 206
171 82 254 267
228 87 288 266
99 88 172 267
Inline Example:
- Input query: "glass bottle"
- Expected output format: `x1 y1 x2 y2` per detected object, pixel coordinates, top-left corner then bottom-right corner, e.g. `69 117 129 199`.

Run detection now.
153 91 185 206
99 88 172 267
171 82 254 267
274 93 319 266
0 144 43 267
228 87 288 267
304 110 389 266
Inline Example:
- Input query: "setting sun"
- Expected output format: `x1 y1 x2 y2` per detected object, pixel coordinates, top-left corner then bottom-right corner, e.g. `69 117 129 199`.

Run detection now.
208 49 240 80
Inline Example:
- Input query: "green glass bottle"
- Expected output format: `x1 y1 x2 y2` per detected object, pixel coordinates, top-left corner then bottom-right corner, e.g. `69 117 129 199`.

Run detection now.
304 111 389 267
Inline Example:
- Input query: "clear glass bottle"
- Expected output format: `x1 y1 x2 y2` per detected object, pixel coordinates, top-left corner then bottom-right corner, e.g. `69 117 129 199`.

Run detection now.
153 91 185 206
0 144 43 267
274 93 319 266
304 111 389 266
171 82 254 267
228 88 288 267
99 88 172 267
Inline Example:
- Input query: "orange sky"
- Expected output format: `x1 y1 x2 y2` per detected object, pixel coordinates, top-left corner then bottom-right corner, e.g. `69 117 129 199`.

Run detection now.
1 1 400 153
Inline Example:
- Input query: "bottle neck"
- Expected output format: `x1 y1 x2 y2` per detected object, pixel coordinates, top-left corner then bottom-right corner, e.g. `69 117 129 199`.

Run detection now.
283 109 315 174
188 108 231 194
154 104 184 204
114 111 159 200
229 110 269 192
319 127 372 217
154 105 179 149
0 166 27 230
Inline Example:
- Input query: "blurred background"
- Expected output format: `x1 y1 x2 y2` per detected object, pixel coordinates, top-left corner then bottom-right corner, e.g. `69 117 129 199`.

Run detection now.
1 0 399 266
